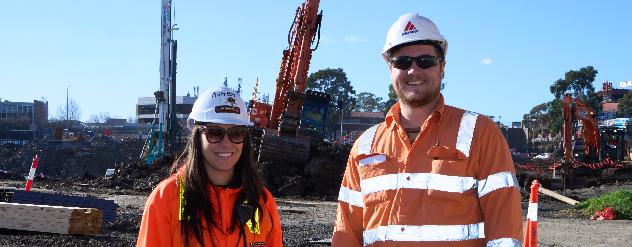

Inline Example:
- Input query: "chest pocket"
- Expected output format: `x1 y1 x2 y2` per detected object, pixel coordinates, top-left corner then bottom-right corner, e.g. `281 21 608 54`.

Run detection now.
427 145 477 199
427 145 470 176
357 153 398 207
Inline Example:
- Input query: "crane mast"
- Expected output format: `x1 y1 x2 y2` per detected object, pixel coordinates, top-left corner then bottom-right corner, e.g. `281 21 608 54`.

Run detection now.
159 0 172 129
143 0 177 165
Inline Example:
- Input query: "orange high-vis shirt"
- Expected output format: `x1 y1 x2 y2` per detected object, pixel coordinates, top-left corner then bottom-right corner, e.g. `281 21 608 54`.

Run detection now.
333 96 522 247
137 175 283 247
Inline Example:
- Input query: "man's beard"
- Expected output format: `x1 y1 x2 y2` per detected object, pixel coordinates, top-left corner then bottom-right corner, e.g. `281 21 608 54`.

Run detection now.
395 81 441 108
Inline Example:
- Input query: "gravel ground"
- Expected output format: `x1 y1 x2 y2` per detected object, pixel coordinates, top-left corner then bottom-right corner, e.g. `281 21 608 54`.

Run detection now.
2 179 632 246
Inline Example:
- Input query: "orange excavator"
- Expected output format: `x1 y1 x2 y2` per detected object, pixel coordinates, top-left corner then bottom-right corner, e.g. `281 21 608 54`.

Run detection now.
562 94 600 163
248 0 329 164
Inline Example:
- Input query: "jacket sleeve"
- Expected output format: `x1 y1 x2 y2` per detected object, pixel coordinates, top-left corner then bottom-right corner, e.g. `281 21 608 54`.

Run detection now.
137 180 175 247
331 145 364 247
264 189 283 247
474 118 523 246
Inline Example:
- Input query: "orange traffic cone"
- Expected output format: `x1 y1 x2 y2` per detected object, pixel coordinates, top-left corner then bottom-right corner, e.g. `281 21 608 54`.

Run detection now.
524 180 540 247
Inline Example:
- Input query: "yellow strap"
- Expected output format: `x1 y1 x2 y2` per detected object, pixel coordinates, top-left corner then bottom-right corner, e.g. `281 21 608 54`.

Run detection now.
243 199 261 235
178 176 186 221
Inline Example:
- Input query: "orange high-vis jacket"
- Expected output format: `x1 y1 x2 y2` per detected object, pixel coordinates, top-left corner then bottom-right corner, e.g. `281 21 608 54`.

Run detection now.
333 96 522 247
137 175 283 247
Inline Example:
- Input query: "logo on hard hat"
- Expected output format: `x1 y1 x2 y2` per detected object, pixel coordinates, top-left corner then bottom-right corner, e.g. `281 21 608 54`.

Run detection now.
215 105 240 114
402 21 418 36
212 91 237 99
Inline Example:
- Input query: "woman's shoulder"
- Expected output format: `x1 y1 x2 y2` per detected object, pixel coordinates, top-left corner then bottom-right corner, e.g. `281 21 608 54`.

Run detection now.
147 175 180 202
259 187 278 207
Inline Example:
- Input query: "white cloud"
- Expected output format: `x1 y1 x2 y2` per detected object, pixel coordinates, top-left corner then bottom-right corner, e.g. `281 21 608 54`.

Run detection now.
344 35 363 43
320 36 334 44
481 58 493 65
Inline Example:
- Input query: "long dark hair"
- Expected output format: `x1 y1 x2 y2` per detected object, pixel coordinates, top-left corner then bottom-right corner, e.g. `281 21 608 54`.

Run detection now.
172 125 263 246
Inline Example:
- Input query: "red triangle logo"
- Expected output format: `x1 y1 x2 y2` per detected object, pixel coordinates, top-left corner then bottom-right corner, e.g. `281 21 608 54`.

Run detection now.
404 21 416 32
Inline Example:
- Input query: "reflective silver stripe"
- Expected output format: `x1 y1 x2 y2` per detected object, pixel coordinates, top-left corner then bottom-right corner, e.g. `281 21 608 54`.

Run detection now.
526 202 538 221
337 186 364 208
478 172 519 197
486 238 521 247
358 154 387 166
456 111 479 158
363 222 485 246
360 173 477 196
357 124 380 155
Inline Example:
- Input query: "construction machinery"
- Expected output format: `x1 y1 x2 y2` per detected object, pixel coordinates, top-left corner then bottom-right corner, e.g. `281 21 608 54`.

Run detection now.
562 94 600 163
558 94 630 188
141 0 180 165
248 0 329 164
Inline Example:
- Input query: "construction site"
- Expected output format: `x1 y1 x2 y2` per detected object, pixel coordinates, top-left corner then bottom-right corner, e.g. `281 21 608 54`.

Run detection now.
2 1 632 246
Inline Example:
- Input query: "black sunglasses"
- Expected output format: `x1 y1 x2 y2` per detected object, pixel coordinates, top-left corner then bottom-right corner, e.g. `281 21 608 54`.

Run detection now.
390 55 443 70
200 125 248 144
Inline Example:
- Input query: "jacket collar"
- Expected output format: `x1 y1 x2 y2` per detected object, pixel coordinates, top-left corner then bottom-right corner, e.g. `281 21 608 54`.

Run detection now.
385 94 446 127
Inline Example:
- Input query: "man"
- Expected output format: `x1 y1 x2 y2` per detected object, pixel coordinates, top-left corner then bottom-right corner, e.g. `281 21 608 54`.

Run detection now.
332 13 522 246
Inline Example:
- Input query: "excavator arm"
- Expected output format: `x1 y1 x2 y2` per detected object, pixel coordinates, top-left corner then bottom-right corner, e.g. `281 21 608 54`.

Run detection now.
248 0 325 164
269 0 322 134
561 94 600 162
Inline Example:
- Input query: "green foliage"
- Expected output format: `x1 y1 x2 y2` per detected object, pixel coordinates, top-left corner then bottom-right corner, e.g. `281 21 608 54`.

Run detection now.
547 99 563 134
617 92 632 117
307 68 356 108
307 68 356 135
382 84 398 113
354 92 384 112
522 99 563 136
550 66 597 99
578 189 632 219
525 66 601 139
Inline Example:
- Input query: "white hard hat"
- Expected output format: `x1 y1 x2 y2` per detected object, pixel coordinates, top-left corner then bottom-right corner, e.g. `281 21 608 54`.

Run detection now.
382 13 448 61
187 86 253 130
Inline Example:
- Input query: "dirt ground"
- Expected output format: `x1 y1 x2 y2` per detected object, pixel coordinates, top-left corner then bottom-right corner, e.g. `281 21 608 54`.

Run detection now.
2 141 632 246
2 177 632 247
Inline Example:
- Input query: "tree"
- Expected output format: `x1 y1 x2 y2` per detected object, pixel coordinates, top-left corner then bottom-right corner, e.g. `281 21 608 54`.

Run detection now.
549 66 601 110
617 92 632 117
55 98 81 121
354 92 384 112
382 84 398 113
523 99 563 137
522 66 601 140
307 68 356 135
88 112 111 123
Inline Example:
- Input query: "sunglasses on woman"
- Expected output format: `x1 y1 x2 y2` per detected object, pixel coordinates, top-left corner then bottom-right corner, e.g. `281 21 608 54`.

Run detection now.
200 125 249 144
390 55 443 70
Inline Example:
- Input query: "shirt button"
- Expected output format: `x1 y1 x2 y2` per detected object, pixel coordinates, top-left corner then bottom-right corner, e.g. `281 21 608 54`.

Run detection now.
401 227 405 232
406 176 411 181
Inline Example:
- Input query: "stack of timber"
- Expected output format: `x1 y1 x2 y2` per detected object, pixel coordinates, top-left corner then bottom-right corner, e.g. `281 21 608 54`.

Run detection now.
0 202 103 235
9 190 118 222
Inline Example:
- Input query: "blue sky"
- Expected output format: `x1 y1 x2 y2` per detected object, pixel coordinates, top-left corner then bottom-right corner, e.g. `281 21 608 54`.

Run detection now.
2 1 631 125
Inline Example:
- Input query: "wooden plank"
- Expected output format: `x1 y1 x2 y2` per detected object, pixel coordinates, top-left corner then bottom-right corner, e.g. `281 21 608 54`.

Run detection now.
538 186 580 205
0 202 102 235
10 191 118 222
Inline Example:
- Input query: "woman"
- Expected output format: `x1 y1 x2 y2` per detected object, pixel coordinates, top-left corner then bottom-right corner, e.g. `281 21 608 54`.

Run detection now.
137 86 282 247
